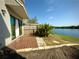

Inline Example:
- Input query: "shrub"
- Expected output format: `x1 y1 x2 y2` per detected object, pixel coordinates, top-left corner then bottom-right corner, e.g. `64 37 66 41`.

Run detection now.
35 24 53 37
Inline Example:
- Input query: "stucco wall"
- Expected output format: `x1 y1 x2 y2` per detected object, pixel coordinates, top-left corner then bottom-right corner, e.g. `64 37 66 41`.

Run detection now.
0 0 13 48
0 0 28 48
22 19 29 35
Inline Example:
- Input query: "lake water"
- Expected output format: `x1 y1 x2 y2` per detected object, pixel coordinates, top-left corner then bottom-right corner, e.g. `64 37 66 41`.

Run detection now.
53 29 79 38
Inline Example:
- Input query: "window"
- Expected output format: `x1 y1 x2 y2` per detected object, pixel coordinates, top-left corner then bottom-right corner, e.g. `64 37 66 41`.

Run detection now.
10 15 16 40
18 20 22 35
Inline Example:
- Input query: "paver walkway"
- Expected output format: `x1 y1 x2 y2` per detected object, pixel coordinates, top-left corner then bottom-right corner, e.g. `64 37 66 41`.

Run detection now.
36 37 46 47
8 35 38 50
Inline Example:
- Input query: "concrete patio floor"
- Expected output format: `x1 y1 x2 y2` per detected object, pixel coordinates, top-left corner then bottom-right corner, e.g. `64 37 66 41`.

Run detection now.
8 35 38 50
8 34 78 51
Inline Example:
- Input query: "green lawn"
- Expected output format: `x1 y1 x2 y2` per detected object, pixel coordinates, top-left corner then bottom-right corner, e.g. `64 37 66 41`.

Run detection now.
44 34 79 46
44 39 61 46
54 34 79 43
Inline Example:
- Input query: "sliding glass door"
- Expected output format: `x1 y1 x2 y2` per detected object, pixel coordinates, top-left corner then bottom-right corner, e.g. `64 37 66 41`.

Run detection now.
15 19 19 37
10 15 23 39
10 15 16 40
18 20 22 35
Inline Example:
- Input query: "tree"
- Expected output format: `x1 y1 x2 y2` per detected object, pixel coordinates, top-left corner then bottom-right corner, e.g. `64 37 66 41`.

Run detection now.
28 17 37 24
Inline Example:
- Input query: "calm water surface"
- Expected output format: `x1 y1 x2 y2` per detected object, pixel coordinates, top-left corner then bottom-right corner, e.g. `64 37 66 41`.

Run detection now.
53 29 79 38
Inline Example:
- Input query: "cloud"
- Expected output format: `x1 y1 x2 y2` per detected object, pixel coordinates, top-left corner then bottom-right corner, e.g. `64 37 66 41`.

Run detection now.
46 0 54 5
48 16 54 20
46 8 54 12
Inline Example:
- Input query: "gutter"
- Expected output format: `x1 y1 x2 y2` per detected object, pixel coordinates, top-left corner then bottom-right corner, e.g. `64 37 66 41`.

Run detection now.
16 0 24 6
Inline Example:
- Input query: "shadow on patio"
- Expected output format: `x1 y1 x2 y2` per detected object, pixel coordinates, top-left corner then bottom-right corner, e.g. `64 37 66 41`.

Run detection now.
0 47 26 59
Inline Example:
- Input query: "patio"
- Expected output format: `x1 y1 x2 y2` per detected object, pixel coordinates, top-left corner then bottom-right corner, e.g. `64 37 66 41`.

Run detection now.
8 35 38 50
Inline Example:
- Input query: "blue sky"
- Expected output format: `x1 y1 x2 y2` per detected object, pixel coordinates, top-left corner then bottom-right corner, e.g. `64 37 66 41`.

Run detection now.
24 0 79 26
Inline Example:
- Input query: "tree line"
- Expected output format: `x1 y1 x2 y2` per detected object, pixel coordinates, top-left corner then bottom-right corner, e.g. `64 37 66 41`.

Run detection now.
55 25 79 29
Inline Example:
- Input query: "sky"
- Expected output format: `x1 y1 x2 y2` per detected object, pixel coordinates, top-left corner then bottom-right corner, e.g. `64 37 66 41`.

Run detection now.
24 0 79 26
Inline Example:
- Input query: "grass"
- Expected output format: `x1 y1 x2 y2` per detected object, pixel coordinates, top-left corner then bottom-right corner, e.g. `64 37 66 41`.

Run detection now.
44 39 60 46
43 34 62 46
44 34 79 46
55 34 79 43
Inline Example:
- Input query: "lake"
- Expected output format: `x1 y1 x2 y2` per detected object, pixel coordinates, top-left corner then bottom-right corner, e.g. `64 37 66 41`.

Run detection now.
53 29 79 38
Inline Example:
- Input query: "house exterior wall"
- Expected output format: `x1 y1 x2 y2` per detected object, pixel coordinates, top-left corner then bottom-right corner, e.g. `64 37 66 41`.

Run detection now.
24 24 38 36
0 0 12 48
0 0 28 48
22 19 29 35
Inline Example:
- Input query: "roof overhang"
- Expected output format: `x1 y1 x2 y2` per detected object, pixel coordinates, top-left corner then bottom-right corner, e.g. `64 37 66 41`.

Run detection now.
5 4 28 20
6 5 28 19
